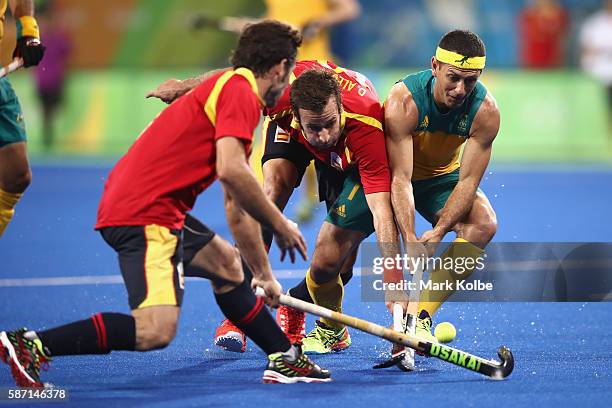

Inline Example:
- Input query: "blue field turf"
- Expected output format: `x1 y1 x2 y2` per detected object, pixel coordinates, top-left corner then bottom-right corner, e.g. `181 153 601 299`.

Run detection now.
1 165 611 407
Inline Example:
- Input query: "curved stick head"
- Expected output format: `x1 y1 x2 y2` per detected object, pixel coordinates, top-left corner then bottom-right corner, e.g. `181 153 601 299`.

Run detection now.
491 346 514 380
372 350 415 371
373 353 404 369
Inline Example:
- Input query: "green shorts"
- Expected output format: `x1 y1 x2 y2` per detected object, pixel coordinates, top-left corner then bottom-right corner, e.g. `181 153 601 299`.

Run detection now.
325 168 484 234
414 169 464 224
325 169 374 234
0 78 27 148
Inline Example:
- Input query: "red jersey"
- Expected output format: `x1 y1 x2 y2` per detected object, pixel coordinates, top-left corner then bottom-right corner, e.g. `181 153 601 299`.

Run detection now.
96 68 263 230
519 5 568 68
266 60 390 194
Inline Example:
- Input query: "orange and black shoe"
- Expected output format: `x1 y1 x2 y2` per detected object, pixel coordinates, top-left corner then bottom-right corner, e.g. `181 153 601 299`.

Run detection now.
263 345 331 384
214 319 246 353
0 329 51 388
276 305 306 344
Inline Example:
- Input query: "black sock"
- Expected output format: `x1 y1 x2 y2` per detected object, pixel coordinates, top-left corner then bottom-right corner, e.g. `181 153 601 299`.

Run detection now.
37 313 136 357
288 269 353 302
288 278 313 302
215 280 290 355
341 269 354 286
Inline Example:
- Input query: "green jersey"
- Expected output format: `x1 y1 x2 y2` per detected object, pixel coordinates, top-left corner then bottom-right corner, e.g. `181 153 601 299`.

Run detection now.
401 69 487 180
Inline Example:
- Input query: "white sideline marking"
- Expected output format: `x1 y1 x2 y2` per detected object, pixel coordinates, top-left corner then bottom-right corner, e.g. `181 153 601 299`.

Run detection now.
4 258 606 288
0 269 328 288
0 275 123 287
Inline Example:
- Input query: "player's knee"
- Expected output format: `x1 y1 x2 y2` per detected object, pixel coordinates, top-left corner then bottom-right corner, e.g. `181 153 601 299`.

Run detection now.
310 258 341 282
217 246 243 286
155 323 177 349
466 218 497 246
146 322 177 350
135 315 178 350
481 218 497 242
477 207 497 243
4 168 31 193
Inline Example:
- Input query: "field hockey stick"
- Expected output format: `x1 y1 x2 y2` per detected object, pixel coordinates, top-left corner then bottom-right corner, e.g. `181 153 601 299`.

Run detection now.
374 302 417 371
0 58 24 79
190 14 247 33
376 244 427 371
257 288 514 379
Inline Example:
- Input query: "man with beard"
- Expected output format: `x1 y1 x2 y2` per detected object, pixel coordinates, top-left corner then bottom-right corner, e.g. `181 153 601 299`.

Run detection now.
0 20 331 387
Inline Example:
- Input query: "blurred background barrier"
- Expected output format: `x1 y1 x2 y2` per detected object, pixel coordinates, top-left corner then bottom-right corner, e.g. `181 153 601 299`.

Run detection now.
2 0 610 160
9 69 611 161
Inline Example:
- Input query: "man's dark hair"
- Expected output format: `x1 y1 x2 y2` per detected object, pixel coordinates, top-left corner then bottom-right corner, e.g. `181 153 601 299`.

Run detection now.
231 20 302 76
438 29 486 58
290 69 342 122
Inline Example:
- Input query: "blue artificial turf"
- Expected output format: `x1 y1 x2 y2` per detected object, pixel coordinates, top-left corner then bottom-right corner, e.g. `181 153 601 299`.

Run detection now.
1 165 611 407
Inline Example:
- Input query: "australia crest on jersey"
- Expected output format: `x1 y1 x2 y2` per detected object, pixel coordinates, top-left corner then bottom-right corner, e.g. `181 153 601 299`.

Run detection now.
417 115 429 131
457 114 469 135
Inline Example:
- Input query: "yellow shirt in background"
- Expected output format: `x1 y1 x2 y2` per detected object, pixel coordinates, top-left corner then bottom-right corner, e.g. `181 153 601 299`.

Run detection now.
0 0 7 42
265 0 333 60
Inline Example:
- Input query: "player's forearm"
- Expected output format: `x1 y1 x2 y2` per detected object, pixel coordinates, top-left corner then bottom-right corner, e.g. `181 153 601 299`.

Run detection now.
224 195 275 280
373 216 401 264
171 69 225 94
366 192 399 243
218 162 286 235
373 214 400 251
390 177 418 243
366 192 403 281
187 69 227 89
434 180 478 234
9 0 34 18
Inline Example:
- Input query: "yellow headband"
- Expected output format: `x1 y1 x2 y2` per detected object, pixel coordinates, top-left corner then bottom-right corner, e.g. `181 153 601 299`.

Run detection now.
435 47 486 70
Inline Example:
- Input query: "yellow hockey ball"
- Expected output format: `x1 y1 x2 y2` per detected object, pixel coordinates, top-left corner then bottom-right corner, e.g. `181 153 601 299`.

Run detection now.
434 322 456 343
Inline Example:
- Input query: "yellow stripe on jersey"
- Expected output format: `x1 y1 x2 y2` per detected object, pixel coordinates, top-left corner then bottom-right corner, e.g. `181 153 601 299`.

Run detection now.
252 117 273 182
345 146 352 164
204 70 234 126
139 225 179 309
234 67 262 102
412 131 464 181
347 183 360 201
317 59 346 74
344 112 382 130
204 68 261 126
262 116 271 148
290 117 300 131
268 108 292 122
317 60 331 69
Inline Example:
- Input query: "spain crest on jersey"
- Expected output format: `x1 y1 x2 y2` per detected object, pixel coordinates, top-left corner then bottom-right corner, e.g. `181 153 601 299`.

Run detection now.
274 126 290 143
330 152 344 171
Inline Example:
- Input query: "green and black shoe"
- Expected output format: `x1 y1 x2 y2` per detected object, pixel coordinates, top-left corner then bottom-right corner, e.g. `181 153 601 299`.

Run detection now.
415 310 437 343
301 320 351 354
0 329 51 388
263 345 331 384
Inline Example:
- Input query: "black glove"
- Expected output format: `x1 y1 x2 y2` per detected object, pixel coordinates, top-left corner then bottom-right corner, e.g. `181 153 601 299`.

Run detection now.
13 37 46 67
